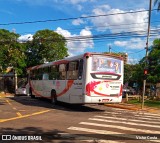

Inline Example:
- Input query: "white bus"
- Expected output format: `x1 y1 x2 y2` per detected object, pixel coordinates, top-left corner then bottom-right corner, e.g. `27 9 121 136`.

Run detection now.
27 52 124 104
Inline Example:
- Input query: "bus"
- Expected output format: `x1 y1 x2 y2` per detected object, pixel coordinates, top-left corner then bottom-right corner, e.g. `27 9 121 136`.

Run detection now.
27 52 124 104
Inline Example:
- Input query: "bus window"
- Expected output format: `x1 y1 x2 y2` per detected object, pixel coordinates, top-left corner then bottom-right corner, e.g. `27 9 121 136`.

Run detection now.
43 73 49 80
59 64 66 80
67 61 78 80
78 59 83 79
49 65 59 80
92 56 121 74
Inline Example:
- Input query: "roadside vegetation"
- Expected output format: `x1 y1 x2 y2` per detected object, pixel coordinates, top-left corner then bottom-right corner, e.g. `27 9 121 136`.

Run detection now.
128 99 160 109
0 29 68 76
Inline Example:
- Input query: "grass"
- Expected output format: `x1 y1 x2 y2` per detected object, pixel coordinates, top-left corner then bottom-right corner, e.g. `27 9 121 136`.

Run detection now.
128 99 160 109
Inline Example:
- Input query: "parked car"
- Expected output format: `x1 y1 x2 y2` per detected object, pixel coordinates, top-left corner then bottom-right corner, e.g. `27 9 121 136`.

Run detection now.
15 82 29 96
122 87 135 98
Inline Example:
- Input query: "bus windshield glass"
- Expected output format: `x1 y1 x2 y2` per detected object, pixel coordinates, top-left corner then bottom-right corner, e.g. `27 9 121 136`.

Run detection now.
92 56 122 74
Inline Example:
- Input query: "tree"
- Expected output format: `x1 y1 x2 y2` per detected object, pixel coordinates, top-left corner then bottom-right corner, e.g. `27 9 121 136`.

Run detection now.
154 0 160 10
147 38 160 83
124 63 144 91
26 29 68 67
0 29 26 75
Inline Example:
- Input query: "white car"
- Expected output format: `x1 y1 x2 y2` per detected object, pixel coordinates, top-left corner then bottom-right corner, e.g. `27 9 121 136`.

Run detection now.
15 82 29 96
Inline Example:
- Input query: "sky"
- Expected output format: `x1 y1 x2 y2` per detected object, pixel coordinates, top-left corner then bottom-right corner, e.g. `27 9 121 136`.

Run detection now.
0 0 160 64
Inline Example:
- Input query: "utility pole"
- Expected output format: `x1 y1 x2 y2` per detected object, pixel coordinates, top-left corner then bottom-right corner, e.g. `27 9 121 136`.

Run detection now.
142 0 152 109
109 45 111 53
14 70 17 95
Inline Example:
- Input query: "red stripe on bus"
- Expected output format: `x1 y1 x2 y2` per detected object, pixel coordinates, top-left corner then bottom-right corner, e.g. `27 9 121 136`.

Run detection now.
53 60 69 65
120 84 123 96
57 80 74 97
93 90 110 96
29 80 74 98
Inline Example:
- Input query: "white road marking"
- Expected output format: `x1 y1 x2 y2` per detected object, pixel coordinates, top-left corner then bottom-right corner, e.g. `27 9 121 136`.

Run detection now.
89 118 160 129
95 115 160 125
68 126 159 142
105 112 159 121
79 122 160 134
138 112 160 117
134 114 160 119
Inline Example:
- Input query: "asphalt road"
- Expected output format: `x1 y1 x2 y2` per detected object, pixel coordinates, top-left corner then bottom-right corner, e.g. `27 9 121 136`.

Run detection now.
0 95 160 143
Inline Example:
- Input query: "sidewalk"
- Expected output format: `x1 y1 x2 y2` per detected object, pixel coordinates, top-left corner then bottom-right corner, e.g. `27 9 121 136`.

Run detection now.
0 92 14 98
105 102 160 114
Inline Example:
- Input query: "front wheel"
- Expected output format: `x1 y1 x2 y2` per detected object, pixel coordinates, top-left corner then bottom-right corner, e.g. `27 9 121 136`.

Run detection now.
51 90 57 105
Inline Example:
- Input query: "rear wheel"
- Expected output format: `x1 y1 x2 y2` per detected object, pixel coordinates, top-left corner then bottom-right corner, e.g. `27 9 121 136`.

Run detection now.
51 90 57 104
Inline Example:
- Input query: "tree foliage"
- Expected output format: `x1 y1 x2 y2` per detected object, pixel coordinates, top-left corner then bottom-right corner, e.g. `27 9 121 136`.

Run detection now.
0 29 26 75
26 29 68 67
124 63 144 89
0 29 68 76
147 38 160 83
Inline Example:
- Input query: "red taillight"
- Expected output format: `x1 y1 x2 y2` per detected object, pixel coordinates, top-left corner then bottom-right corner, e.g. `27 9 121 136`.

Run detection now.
120 84 123 96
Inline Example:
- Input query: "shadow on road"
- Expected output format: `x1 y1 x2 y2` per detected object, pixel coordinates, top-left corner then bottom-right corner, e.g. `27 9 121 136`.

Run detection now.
8 96 105 113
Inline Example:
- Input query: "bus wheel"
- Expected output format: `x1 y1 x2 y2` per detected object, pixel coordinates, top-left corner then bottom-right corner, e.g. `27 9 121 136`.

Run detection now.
51 90 57 104
30 88 35 99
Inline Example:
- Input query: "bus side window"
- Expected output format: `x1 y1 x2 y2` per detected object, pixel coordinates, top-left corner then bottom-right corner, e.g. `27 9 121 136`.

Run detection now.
67 61 78 80
59 64 66 80
78 59 83 79
38 68 43 80
43 73 49 80
49 65 59 80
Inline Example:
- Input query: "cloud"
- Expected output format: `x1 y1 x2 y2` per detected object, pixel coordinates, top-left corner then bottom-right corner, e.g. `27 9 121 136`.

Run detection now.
55 27 94 56
114 38 146 50
128 57 139 64
90 5 148 33
18 34 33 42
72 18 85 25
63 0 95 4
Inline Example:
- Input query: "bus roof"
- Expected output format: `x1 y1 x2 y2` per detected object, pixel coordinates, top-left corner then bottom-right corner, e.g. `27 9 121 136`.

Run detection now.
27 52 123 71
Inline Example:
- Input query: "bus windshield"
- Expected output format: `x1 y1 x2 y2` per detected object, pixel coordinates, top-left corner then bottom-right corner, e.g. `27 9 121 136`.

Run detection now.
92 56 121 74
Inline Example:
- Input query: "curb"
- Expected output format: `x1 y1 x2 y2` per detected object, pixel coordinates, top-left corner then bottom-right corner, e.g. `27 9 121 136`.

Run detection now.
105 104 140 111
105 104 160 114
0 93 15 98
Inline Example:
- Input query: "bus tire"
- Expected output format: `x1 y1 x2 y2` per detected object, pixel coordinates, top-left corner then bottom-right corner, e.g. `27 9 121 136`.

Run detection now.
51 90 57 105
30 88 35 99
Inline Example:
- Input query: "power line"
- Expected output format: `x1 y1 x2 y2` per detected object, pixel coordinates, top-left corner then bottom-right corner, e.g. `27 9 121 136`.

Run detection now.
17 19 160 35
128 49 145 55
0 9 157 26
1 28 160 44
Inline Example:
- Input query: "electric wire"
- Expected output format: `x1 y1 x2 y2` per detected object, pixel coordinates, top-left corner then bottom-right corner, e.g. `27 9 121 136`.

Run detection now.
0 9 158 26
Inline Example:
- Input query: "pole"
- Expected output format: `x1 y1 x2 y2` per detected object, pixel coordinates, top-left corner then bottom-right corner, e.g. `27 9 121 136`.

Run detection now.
142 80 146 109
14 70 17 94
109 45 111 53
142 0 152 109
146 0 152 57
